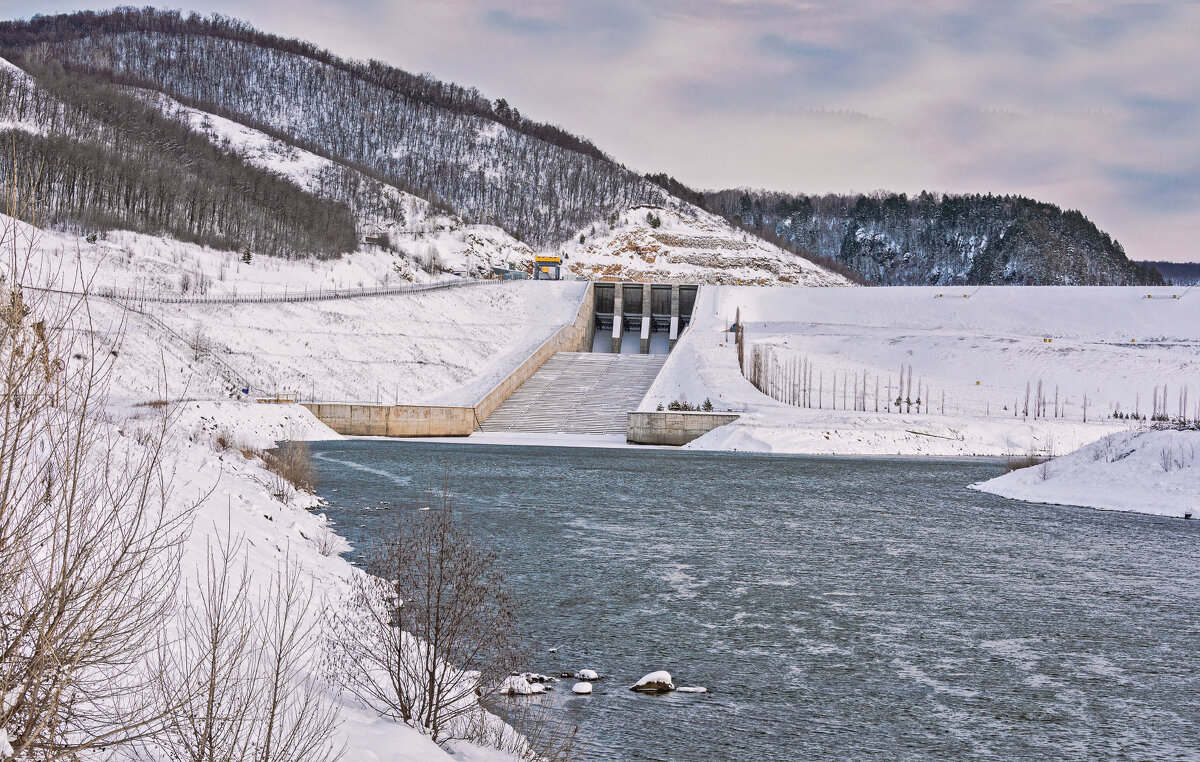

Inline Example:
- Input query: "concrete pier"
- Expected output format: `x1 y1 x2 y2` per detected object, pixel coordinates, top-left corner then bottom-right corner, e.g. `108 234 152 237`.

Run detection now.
641 283 652 354
611 282 623 354
670 284 680 350
626 411 740 446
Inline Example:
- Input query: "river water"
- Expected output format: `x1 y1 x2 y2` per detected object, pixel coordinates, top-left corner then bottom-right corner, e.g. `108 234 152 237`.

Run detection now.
310 441 1200 761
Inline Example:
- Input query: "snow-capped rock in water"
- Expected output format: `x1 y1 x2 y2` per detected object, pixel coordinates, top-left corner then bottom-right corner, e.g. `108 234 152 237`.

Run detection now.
520 672 557 684
572 682 593 695
578 668 599 680
499 676 534 696
677 686 708 694
631 671 675 693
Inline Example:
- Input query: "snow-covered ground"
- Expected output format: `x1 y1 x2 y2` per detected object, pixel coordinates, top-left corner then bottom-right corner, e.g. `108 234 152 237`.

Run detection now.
647 285 1200 457
102 279 586 406
8 216 587 407
561 205 849 286
110 401 519 761
973 428 1200 519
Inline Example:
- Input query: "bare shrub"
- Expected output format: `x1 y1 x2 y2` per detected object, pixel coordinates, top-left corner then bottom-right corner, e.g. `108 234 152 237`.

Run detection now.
1160 446 1175 473
0 200 190 758
148 526 344 762
188 324 212 361
262 441 318 495
1037 457 1054 481
462 701 576 762
325 476 523 744
1004 452 1044 472
313 523 348 558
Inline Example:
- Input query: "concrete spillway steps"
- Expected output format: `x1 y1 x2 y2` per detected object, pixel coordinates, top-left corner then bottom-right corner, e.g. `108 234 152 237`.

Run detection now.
480 352 667 435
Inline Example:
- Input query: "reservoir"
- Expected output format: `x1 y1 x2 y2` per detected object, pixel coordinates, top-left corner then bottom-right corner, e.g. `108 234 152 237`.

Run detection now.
311 441 1200 761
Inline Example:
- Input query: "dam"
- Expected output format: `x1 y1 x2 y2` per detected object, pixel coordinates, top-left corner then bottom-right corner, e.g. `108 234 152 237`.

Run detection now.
304 280 730 442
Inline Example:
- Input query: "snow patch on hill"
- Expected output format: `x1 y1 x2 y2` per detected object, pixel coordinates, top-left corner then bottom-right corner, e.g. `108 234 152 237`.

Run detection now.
562 205 849 285
973 428 1200 519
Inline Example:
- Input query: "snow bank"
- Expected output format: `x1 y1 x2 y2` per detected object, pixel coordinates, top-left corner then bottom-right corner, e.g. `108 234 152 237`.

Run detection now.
170 400 341 450
972 428 1200 518
646 285 1198 456
113 402 519 761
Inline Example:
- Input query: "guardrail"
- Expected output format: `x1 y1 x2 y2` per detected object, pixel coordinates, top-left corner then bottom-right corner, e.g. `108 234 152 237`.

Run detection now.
89 276 497 306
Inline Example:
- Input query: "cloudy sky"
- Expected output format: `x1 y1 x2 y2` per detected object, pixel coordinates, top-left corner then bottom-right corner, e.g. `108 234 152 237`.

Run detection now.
7 0 1199 260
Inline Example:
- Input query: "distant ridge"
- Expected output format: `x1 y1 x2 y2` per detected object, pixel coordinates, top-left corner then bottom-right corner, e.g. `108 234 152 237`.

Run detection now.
704 189 1163 286
1140 261 1200 286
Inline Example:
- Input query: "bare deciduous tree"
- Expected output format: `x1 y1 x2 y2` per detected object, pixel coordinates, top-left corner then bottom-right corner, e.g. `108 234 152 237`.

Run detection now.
0 189 190 760
326 476 522 744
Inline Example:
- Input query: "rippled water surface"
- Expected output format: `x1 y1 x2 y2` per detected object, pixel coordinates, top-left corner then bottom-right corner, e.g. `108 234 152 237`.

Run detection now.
310 441 1200 761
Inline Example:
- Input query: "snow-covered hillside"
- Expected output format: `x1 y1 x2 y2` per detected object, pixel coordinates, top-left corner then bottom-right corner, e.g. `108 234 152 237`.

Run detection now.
646 285 1200 456
973 428 1200 519
562 205 849 285
11 216 587 407
101 280 585 407
152 93 539 279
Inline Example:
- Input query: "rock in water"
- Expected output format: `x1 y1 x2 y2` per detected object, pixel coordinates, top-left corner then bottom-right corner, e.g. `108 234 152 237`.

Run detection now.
499 675 533 696
631 671 675 693
578 668 599 680
573 682 593 695
677 686 708 693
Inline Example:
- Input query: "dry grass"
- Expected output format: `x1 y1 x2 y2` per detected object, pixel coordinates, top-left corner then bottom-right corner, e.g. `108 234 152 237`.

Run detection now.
1003 453 1046 472
261 441 318 494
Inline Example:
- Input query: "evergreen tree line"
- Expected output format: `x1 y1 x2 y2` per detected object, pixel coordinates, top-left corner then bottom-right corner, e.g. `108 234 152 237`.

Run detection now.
706 189 1163 286
1 10 670 248
0 60 358 257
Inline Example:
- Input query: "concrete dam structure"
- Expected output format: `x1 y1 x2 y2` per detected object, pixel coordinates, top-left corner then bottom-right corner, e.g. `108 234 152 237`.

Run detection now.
479 352 667 436
304 280 735 443
480 281 696 436
592 282 697 354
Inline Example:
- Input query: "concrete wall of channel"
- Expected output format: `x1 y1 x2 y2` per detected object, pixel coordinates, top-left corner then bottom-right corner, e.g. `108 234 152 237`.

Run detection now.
626 411 741 446
302 283 595 437
300 403 476 437
473 282 595 423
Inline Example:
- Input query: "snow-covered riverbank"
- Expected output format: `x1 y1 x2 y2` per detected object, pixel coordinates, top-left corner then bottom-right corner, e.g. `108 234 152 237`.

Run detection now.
646 285 1199 457
973 428 1200 519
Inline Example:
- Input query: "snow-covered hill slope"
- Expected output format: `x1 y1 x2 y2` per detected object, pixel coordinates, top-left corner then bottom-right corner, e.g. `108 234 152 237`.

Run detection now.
99 280 585 407
646 285 1199 456
108 398 521 762
9 11 664 248
562 205 849 285
11 217 586 407
151 93 539 279
972 428 1200 519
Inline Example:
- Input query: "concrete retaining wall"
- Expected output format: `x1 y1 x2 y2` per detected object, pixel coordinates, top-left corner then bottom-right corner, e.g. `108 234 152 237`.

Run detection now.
302 403 475 437
302 284 594 437
473 283 595 423
626 411 740 446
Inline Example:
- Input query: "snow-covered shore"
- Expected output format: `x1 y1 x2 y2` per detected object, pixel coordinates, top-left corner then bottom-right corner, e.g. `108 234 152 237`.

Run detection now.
973 428 1200 519
647 284 1199 457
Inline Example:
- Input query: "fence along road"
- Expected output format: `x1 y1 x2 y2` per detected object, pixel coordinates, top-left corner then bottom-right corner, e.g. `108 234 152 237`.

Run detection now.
78 275 497 307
